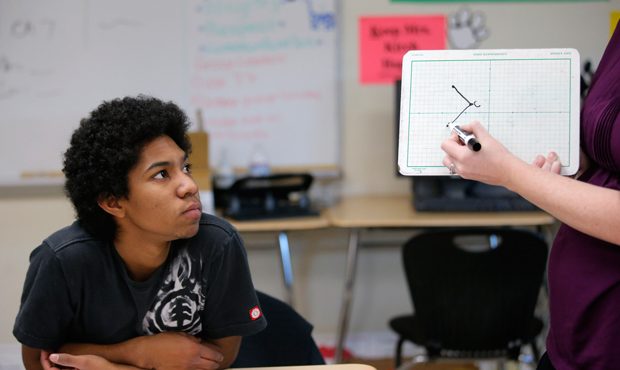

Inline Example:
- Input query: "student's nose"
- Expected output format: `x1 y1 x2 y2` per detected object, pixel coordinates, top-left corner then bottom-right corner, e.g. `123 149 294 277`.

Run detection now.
178 172 199 198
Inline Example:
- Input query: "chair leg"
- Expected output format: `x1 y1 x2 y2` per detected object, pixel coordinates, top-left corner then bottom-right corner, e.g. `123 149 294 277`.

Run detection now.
530 339 541 363
394 337 405 368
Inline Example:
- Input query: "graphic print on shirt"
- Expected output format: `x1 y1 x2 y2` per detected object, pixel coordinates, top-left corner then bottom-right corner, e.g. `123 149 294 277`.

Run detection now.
142 247 204 335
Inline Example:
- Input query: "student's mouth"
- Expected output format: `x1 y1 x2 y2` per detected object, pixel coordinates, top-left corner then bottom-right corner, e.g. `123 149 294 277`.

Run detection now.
182 202 202 218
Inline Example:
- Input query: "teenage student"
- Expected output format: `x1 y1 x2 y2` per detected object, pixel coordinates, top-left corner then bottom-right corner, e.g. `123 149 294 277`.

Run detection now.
14 96 267 370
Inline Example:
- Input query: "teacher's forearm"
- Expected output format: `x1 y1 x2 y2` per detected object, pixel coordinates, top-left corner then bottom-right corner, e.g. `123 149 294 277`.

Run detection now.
506 159 620 246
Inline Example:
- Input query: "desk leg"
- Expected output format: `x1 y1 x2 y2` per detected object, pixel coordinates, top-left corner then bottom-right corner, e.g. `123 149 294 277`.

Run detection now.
278 231 295 307
335 228 360 364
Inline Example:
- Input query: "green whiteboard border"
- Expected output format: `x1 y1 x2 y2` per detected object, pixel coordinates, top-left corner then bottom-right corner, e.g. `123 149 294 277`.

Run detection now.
403 57 575 170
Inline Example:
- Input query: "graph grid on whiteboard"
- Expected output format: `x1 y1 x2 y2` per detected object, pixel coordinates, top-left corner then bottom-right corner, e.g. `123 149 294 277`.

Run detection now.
397 49 580 176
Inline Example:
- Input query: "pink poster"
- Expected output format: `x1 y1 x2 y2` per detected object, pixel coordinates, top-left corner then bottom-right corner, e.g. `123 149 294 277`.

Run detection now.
359 16 446 84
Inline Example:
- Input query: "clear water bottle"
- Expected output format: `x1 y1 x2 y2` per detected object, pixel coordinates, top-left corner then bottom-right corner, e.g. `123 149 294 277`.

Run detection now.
215 149 235 189
249 146 270 177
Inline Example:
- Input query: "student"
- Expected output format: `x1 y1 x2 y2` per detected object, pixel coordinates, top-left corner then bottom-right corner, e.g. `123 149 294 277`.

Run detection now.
13 96 267 370
441 23 620 370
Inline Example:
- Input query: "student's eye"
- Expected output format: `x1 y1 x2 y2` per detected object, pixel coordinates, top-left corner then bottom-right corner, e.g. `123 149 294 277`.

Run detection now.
154 170 168 179
183 164 192 174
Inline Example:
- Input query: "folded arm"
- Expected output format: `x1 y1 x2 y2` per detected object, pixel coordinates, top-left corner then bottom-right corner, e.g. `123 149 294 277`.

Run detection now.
198 336 241 370
23 331 238 370
45 350 139 370
58 332 233 370
441 121 620 246
22 346 140 370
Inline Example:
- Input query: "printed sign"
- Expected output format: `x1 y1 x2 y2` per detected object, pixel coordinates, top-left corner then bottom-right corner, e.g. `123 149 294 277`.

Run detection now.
359 16 445 84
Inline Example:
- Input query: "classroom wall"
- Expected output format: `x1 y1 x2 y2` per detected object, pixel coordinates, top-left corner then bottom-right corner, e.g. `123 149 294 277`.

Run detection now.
1 0 619 346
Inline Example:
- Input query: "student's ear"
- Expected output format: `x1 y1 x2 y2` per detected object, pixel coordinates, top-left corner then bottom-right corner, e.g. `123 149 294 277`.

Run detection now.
97 193 125 218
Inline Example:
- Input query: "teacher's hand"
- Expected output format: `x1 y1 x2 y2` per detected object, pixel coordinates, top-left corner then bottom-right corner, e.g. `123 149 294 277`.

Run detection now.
532 152 562 174
441 121 518 187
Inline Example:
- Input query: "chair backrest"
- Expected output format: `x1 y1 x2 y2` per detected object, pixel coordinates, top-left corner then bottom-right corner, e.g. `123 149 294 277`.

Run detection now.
231 291 325 368
402 228 548 353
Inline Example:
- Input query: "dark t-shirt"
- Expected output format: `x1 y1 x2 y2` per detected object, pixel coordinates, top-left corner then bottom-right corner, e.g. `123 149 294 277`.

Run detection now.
13 213 267 350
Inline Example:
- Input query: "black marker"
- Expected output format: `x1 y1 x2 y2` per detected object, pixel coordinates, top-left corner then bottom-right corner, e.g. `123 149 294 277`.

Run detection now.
449 123 481 152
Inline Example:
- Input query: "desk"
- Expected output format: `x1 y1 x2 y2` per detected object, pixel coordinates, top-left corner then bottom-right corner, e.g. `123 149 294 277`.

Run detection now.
327 195 556 363
233 365 376 370
226 214 330 307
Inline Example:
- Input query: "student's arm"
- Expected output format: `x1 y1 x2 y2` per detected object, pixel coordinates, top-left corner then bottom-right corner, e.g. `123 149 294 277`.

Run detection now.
22 346 143 370
441 121 620 246
42 350 140 370
200 336 242 369
22 345 44 370
59 331 223 370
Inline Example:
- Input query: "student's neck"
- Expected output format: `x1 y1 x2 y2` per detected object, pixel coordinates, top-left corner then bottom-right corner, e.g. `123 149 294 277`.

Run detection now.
113 232 171 283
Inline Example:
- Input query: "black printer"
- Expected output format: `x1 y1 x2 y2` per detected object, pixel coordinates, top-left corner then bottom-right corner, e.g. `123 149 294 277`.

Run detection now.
213 173 319 220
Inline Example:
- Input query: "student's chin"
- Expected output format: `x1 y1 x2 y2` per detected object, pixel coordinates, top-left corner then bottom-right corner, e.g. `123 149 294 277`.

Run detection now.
175 224 200 240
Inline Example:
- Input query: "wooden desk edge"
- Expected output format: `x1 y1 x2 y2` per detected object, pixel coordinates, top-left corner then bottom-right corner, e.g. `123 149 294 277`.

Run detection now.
229 364 377 370
326 195 555 228
226 215 330 232
329 213 556 228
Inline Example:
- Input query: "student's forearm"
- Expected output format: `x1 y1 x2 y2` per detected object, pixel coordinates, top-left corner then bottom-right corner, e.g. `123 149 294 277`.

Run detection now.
22 345 43 370
23 357 42 370
60 332 224 370
201 336 241 369
59 338 147 368
22 345 143 370
505 158 620 246
49 353 144 370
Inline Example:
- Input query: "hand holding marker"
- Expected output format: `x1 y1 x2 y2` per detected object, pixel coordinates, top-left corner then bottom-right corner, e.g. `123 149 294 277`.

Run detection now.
449 122 481 152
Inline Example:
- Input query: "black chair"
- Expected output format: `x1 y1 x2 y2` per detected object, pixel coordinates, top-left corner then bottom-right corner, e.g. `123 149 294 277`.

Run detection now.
389 228 548 368
231 291 325 367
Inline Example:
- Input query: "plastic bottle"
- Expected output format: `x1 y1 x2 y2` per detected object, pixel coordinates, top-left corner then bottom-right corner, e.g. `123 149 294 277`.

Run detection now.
249 145 270 177
215 148 235 189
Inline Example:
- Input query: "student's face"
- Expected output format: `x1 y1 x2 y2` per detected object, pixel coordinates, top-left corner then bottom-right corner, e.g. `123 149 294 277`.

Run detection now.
118 135 202 243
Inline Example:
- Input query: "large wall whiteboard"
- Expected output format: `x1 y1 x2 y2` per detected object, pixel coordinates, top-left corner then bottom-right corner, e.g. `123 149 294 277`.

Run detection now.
0 0 340 182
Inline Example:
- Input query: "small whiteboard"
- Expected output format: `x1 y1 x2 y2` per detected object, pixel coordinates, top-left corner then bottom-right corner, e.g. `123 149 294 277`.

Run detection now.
397 49 580 176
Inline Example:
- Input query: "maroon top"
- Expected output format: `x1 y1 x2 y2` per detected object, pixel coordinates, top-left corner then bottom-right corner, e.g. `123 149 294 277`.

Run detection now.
546 23 620 369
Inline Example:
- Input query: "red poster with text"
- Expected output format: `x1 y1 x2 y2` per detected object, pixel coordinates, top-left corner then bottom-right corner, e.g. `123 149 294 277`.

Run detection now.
359 16 446 84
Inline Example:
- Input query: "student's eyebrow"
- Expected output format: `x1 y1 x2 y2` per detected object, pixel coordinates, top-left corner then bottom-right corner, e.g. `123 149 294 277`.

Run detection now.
145 154 189 173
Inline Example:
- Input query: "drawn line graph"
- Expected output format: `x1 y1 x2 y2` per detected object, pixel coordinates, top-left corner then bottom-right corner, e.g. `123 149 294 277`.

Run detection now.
447 85 480 126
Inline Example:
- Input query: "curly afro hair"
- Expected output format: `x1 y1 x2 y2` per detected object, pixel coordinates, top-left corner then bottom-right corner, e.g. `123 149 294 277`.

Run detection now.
62 95 192 241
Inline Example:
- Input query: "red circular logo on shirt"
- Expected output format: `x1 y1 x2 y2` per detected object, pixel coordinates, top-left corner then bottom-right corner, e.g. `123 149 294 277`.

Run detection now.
249 306 262 320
